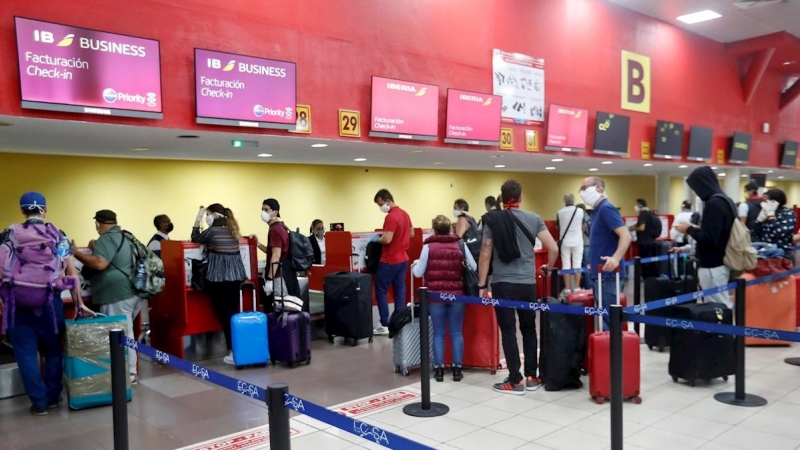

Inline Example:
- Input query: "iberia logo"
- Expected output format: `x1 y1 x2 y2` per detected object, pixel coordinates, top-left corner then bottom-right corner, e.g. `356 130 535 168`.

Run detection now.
575 110 582 119
223 60 236 72
57 34 75 47
482 97 492 106
415 87 427 97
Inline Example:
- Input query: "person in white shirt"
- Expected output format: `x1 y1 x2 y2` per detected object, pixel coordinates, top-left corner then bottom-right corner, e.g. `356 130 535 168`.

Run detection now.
147 214 172 257
669 201 694 245
556 194 585 292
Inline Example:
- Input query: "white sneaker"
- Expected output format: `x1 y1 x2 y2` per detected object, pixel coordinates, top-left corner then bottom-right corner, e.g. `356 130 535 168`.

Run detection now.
373 326 389 336
223 352 235 365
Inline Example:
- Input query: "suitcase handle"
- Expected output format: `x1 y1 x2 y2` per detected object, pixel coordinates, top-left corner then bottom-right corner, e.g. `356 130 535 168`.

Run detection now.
349 253 359 272
596 263 622 331
240 281 257 312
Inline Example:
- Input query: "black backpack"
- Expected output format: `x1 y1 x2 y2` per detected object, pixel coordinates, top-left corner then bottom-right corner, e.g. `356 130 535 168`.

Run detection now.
461 216 482 261
365 241 382 273
285 226 314 271
648 212 663 239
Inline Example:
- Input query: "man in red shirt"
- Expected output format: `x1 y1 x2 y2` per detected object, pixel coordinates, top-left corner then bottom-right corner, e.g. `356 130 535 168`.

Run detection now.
257 198 299 303
372 189 413 335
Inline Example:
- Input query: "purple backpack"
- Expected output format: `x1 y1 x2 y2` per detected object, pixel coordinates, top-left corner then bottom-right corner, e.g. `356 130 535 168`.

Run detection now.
0 222 68 333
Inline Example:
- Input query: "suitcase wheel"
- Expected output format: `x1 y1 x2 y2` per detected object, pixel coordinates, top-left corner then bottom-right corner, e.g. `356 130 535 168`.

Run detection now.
632 396 643 405
271 360 277 366
594 397 605 405
350 339 358 347
368 337 373 344
289 361 298 369
235 366 243 371
672 376 678 383
402 368 410 377
688 379 696 387
306 358 311 365
394 366 400 374
328 335 335 344
258 363 267 368
658 346 665 353
490 370 497 375
647 344 653 351
722 376 729 382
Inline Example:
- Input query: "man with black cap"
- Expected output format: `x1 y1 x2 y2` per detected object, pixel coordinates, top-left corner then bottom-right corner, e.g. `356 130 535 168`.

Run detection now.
72 210 141 383
256 199 300 302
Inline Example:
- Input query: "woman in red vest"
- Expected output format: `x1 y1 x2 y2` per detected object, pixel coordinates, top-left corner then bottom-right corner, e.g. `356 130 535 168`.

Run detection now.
412 215 476 382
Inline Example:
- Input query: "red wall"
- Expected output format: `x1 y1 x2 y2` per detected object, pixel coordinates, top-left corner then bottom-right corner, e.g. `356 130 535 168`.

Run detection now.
1 0 797 167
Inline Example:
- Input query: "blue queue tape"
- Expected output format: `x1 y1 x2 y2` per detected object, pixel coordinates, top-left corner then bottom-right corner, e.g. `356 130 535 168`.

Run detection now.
625 313 800 344
120 337 267 403
283 394 436 450
745 266 800 287
429 292 609 317
622 282 737 315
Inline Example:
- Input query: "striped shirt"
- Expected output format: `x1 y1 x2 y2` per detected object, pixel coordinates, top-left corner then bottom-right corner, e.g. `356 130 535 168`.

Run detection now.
192 226 247 282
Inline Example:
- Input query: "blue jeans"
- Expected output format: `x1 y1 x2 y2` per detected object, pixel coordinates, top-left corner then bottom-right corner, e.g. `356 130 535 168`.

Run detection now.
375 261 409 326
592 277 624 331
8 297 65 409
429 301 466 367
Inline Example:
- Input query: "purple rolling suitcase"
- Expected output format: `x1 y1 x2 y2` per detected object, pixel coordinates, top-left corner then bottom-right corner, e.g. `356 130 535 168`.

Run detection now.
268 312 312 368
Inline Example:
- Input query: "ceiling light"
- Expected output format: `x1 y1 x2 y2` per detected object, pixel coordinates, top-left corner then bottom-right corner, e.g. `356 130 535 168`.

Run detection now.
433 162 444 165
177 135 199 139
131 147 149 152
311 143 328 148
643 163 653 167
232 139 258 148
551 158 564 162
412 150 425 154
768 170 774 174
545 166 556 170
779 176 785 179
602 161 613 165
678 165 688 168
589 168 599 172
711 166 718 170
783 61 796 66
490 154 503 158
741 174 748 178
664 156 673 160
354 158 367 162
718 172 726 177
494 164 506 168
257 153 273 158
676 10 722 24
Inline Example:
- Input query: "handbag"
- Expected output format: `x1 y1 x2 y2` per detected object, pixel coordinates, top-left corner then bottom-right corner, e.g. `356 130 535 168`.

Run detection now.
458 240 479 297
190 258 208 291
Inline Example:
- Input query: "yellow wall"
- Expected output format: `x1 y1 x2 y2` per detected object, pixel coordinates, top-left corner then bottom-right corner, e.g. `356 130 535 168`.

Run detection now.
0 153 658 244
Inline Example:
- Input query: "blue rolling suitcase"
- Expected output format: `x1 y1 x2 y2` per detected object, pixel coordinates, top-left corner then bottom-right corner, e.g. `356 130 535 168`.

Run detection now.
231 282 270 369
64 314 133 410
268 312 312 368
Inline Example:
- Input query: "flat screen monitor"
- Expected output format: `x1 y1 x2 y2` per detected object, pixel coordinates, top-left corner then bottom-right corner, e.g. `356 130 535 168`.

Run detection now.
729 131 752 164
14 17 162 119
687 126 713 161
780 141 798 168
654 120 684 159
593 112 630 156
195 48 296 129
444 89 501 146
369 76 439 141
545 104 589 152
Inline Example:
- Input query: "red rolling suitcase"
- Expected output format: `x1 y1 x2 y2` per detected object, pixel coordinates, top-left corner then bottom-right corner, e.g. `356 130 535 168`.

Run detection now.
568 289 628 374
795 275 800 329
587 269 641 404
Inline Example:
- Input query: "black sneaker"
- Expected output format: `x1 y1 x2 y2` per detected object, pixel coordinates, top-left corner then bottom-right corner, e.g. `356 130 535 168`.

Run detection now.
30 405 48 416
434 367 444 382
452 366 463 382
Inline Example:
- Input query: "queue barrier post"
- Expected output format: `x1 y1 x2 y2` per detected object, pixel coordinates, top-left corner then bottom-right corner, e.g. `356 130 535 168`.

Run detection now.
633 257 642 336
109 329 129 450
404 287 449 418
268 383 291 450
714 278 768 407
609 305 624 450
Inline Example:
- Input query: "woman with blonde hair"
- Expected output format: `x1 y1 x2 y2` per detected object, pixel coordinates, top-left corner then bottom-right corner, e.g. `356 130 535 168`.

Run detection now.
192 203 247 365
412 215 476 382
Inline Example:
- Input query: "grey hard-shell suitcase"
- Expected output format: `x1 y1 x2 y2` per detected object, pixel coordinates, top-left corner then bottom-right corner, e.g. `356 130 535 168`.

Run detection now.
392 276 433 376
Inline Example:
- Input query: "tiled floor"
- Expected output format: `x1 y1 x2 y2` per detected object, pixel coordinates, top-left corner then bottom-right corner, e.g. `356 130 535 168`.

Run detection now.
3 331 800 449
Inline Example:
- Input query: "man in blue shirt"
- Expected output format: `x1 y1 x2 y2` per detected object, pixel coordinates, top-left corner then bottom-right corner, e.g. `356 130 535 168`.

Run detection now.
579 177 631 329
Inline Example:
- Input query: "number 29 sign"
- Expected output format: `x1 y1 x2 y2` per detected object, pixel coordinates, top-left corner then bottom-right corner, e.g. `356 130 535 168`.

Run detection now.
339 109 361 137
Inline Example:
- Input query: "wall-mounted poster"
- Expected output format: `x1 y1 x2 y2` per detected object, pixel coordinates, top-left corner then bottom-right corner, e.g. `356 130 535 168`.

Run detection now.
492 49 545 124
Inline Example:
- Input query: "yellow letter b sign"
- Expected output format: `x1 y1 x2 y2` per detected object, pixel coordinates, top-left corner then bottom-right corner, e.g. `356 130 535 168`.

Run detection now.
621 50 650 113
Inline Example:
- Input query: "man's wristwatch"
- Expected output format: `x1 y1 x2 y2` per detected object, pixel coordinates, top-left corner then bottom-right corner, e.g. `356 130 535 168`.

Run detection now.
477 284 488 290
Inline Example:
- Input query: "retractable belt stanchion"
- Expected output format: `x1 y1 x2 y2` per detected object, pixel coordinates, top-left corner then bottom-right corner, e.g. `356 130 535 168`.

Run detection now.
109 329 129 450
609 305 624 450
633 257 642 337
714 278 768 407
404 287 449 418
268 384 291 450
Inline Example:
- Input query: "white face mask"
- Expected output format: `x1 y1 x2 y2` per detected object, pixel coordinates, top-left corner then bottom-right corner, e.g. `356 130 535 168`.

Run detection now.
453 210 462 218
261 210 272 223
206 215 215 227
634 205 641 212
380 204 391 214
579 186 602 207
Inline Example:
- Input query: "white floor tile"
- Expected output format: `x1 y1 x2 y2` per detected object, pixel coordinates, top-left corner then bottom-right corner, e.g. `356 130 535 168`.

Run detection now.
404 416 479 443
486 415 562 442
522 403 594 427
696 442 740 450
480 394 547 415
444 384 500 404
447 428 527 450
365 404 434 430
568 414 645 439
445 404 514 428
514 444 558 450
624 427 707 450
534 427 610 450
426 394 474 412
652 413 732 440
712 424 800 450
598 404 672 426
680 399 762 425
634 391 700 413
290 431 355 450
738 409 800 441
553 391 611 413
434 444 462 450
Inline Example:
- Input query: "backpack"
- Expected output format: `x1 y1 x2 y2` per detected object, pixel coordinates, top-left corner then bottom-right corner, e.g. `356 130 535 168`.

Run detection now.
285 226 314 271
648 212 663 239
461 216 482 261
117 230 165 300
711 194 757 271
365 241 383 273
0 222 69 333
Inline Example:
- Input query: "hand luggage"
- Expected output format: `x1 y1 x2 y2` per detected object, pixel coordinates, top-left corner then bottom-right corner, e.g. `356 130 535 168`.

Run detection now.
668 303 734 386
588 269 641 404
741 272 796 346
568 288 628 375
655 240 671 277
392 300 433 376
64 314 133 410
540 270 585 391
324 262 374 345
231 282 269 369
444 304 501 373
644 255 698 352
268 311 312 367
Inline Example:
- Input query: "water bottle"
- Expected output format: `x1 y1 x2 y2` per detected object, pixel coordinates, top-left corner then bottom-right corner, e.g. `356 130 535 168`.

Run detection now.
134 263 147 290
57 237 71 259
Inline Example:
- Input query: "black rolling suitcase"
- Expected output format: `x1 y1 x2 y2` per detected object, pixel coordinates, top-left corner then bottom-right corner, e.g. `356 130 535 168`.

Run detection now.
644 256 698 352
654 241 671 277
668 302 735 386
324 268 374 346
539 271 585 391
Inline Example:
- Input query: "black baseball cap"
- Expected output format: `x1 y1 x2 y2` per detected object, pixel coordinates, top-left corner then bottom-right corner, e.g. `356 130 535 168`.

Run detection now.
94 210 118 224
